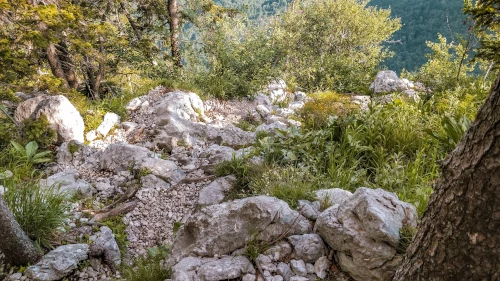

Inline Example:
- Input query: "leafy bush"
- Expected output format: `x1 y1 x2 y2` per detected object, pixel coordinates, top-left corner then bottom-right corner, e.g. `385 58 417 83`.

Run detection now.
121 246 171 281
22 115 57 147
3 182 70 248
215 156 267 201
252 166 318 209
274 0 401 92
297 91 359 129
10 141 52 165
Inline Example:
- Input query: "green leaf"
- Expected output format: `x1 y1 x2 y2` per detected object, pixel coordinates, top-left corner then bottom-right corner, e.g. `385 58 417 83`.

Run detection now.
25 141 39 159
10 141 25 154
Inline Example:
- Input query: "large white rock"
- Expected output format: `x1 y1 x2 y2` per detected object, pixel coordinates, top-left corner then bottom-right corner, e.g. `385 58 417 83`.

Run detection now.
25 244 89 281
369 71 400 94
169 196 312 264
315 188 418 281
15 95 84 143
152 90 205 122
315 188 353 207
96 112 120 137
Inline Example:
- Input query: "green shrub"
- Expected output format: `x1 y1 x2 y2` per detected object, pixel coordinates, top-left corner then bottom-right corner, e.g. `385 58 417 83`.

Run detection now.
22 115 57 147
297 91 359 130
215 156 266 201
252 166 318 209
3 182 70 248
121 246 171 281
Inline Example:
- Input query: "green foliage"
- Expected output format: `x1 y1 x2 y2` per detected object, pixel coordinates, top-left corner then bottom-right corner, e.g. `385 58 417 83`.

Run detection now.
397 225 417 255
274 0 400 92
121 246 171 281
408 34 477 92
22 115 57 147
254 99 451 216
9 141 52 165
3 181 70 248
425 115 472 151
191 14 280 99
465 0 500 64
215 155 266 200
297 91 359 130
252 166 317 209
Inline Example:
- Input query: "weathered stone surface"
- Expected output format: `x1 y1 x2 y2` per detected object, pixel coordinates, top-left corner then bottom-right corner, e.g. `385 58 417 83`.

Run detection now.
15 95 85 143
199 145 235 164
277 262 293 281
125 96 146 113
255 121 288 133
197 256 255 281
100 143 152 172
314 256 331 279
198 175 237 206
172 257 203 281
25 244 89 281
169 196 312 263
89 226 121 267
290 259 307 277
256 254 277 272
96 112 120 137
316 187 418 281
14 95 47 123
151 90 205 122
138 157 184 184
287 234 327 263
263 241 293 262
172 256 255 281
40 171 92 199
369 71 400 94
315 188 352 207
297 200 320 221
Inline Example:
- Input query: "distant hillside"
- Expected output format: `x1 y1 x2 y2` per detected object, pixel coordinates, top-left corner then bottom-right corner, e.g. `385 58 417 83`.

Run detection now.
213 0 290 18
367 0 469 73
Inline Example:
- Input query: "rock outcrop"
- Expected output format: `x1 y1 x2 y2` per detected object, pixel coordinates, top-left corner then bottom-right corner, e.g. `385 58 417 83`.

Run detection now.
316 187 418 281
169 196 312 264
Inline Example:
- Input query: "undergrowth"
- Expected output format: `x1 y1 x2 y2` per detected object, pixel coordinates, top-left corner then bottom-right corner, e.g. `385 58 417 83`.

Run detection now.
2 180 70 248
121 246 171 281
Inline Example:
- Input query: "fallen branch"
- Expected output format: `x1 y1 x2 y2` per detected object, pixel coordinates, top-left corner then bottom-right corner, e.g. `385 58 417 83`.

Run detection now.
92 200 138 222
169 175 216 191
98 185 139 213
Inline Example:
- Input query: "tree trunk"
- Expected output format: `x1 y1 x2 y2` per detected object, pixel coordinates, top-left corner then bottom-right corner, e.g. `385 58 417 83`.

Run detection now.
168 0 182 67
46 42 69 88
46 42 79 89
0 196 42 266
393 73 500 280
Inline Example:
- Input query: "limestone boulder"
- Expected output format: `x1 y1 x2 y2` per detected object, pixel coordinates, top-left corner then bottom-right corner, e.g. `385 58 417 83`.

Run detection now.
169 196 312 263
25 244 89 281
369 71 400 94
198 175 237 206
15 95 84 143
315 187 418 281
100 143 153 172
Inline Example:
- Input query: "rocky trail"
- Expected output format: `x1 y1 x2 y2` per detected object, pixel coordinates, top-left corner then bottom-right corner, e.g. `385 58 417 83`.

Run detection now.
1 71 422 281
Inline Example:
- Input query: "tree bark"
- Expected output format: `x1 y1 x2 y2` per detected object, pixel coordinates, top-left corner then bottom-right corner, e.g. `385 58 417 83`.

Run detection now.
46 42 70 88
0 196 42 266
168 0 182 67
393 73 500 280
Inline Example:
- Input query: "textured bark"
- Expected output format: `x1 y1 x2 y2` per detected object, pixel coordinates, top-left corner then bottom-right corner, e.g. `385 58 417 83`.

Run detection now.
0 197 42 266
393 73 500 280
46 42 69 88
168 0 182 67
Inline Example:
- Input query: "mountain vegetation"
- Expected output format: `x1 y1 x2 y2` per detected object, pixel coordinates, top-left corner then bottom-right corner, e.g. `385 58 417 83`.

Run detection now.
0 0 499 280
